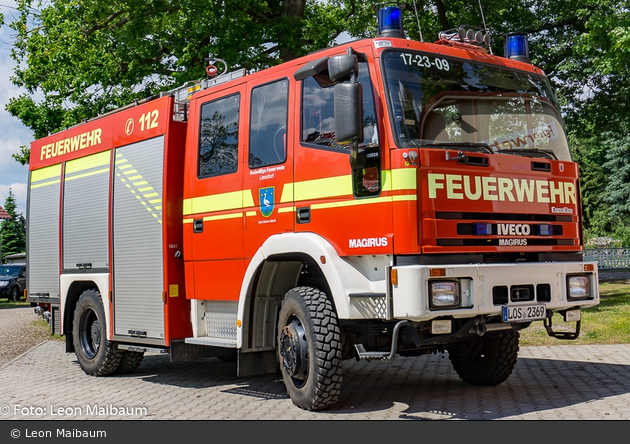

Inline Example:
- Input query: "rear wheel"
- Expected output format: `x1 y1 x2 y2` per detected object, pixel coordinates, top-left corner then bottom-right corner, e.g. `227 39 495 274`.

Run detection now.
448 330 520 386
115 351 144 374
72 289 122 376
277 286 342 411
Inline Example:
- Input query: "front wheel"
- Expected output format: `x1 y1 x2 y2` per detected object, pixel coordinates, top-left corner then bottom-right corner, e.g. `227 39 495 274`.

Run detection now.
448 330 520 386
9 286 20 302
277 287 342 411
72 289 123 376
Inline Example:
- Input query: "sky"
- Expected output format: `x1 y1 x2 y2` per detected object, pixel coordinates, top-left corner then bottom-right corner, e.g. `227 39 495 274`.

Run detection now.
0 3 32 216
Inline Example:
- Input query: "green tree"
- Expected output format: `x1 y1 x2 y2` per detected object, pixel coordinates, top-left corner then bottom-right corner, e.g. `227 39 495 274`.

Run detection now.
5 1 630 245
0 190 26 262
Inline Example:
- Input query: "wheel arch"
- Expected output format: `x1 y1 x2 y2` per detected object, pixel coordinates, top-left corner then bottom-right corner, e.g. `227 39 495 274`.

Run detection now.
236 233 344 351
60 273 110 352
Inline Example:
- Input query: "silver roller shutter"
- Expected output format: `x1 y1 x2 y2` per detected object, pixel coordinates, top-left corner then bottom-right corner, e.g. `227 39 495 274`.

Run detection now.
113 136 165 340
62 151 111 270
27 164 62 298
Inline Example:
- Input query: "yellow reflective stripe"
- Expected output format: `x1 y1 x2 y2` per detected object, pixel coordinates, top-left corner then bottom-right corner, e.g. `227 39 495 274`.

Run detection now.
203 213 242 221
65 167 110 181
183 168 416 216
312 196 391 210
31 164 62 183
280 184 294 203
30 179 60 189
65 151 110 174
384 168 416 192
393 195 416 201
294 175 353 201
243 190 255 207
183 190 247 215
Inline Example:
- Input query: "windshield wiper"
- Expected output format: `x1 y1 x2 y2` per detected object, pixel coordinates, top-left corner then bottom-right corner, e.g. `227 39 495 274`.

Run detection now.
495 148 557 160
421 142 494 154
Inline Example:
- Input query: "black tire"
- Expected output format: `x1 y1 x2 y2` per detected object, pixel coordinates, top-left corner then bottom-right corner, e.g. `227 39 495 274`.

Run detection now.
9 286 20 302
72 289 123 376
277 286 342 411
115 351 144 374
448 330 520 386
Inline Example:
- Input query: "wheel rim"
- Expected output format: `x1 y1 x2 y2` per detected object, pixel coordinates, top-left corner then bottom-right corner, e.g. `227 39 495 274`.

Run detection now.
78 307 100 360
279 316 309 387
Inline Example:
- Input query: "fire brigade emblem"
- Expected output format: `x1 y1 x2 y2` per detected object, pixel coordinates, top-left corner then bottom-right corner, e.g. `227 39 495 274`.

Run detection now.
259 186 275 217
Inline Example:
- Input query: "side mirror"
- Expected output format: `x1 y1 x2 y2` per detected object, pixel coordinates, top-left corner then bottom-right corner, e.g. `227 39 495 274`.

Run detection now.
334 82 365 169
334 83 363 144
328 54 358 83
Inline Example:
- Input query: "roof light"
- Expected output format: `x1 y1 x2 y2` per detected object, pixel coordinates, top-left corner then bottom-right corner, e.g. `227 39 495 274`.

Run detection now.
378 6 405 38
503 32 530 63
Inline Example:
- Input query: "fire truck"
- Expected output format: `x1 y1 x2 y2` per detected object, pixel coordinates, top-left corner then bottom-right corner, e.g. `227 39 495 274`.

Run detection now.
26 6 599 411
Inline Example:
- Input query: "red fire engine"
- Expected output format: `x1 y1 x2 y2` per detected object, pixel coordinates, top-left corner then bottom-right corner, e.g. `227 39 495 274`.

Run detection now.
27 7 599 410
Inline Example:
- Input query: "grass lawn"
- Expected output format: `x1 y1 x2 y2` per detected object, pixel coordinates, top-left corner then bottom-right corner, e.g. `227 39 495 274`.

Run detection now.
519 281 630 346
0 299 30 309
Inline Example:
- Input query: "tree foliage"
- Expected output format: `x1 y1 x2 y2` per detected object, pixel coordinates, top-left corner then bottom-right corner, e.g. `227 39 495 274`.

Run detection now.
4 0 630 242
1 190 26 262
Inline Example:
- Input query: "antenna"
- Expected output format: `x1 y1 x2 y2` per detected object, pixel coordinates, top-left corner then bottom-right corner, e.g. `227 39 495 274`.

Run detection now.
412 1 424 42
477 0 493 54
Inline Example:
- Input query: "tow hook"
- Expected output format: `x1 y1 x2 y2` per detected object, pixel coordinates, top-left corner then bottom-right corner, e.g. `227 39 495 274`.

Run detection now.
474 319 486 337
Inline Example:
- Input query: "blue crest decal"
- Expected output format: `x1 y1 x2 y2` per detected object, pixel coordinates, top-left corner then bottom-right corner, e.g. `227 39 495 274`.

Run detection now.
259 186 275 217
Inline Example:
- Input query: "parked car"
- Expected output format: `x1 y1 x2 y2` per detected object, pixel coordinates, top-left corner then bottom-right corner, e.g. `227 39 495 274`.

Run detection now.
0 263 26 301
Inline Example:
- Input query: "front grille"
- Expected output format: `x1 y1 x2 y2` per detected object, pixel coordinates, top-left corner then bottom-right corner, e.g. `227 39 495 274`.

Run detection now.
457 223 563 236
437 212 573 222
437 239 575 246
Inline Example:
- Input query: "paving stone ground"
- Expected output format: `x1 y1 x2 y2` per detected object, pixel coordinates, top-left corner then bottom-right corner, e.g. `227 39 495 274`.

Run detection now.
1 339 629 420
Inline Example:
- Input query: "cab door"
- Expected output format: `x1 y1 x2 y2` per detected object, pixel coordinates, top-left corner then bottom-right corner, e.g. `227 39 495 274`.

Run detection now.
183 85 246 301
242 77 294 259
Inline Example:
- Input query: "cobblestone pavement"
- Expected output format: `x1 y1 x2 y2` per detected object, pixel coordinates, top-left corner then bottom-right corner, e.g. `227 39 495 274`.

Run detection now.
1 340 629 420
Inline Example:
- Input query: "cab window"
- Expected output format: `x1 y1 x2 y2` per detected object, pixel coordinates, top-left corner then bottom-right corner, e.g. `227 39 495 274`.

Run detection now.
198 93 240 178
249 79 289 168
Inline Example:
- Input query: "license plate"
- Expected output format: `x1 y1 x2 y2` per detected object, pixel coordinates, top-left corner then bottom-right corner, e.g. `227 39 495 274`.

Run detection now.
502 304 546 323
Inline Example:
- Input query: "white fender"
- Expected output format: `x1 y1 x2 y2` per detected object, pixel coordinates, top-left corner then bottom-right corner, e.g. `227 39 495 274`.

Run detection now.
236 232 389 348
60 274 111 339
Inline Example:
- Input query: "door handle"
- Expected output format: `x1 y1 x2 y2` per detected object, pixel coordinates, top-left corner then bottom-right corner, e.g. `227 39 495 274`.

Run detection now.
193 219 204 233
296 207 311 224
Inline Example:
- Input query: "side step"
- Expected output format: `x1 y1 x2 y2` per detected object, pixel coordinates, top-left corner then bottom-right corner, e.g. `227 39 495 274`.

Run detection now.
353 320 409 362
185 337 237 348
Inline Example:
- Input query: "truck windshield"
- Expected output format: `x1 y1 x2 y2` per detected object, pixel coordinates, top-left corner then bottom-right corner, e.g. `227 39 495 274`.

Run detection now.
382 50 571 161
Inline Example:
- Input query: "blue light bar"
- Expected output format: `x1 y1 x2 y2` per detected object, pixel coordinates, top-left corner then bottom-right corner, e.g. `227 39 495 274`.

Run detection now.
504 32 530 63
378 6 405 38
474 223 493 235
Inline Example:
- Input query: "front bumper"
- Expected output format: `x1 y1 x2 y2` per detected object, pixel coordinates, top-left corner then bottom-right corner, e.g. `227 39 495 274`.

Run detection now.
390 261 599 321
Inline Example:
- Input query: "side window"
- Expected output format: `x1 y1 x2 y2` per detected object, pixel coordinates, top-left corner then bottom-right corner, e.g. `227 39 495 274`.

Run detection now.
249 79 289 167
300 61 381 198
300 62 378 150
198 93 240 178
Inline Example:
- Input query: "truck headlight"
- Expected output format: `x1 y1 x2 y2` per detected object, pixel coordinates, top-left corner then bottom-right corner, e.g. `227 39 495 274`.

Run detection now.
430 281 460 309
567 275 591 300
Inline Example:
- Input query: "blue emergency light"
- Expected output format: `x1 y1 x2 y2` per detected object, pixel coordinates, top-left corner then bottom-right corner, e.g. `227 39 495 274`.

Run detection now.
473 223 493 235
503 32 530 63
378 6 405 38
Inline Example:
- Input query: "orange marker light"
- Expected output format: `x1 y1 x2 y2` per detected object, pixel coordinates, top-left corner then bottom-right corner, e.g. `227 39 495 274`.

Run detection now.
430 268 446 277
390 269 398 286
584 264 594 272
